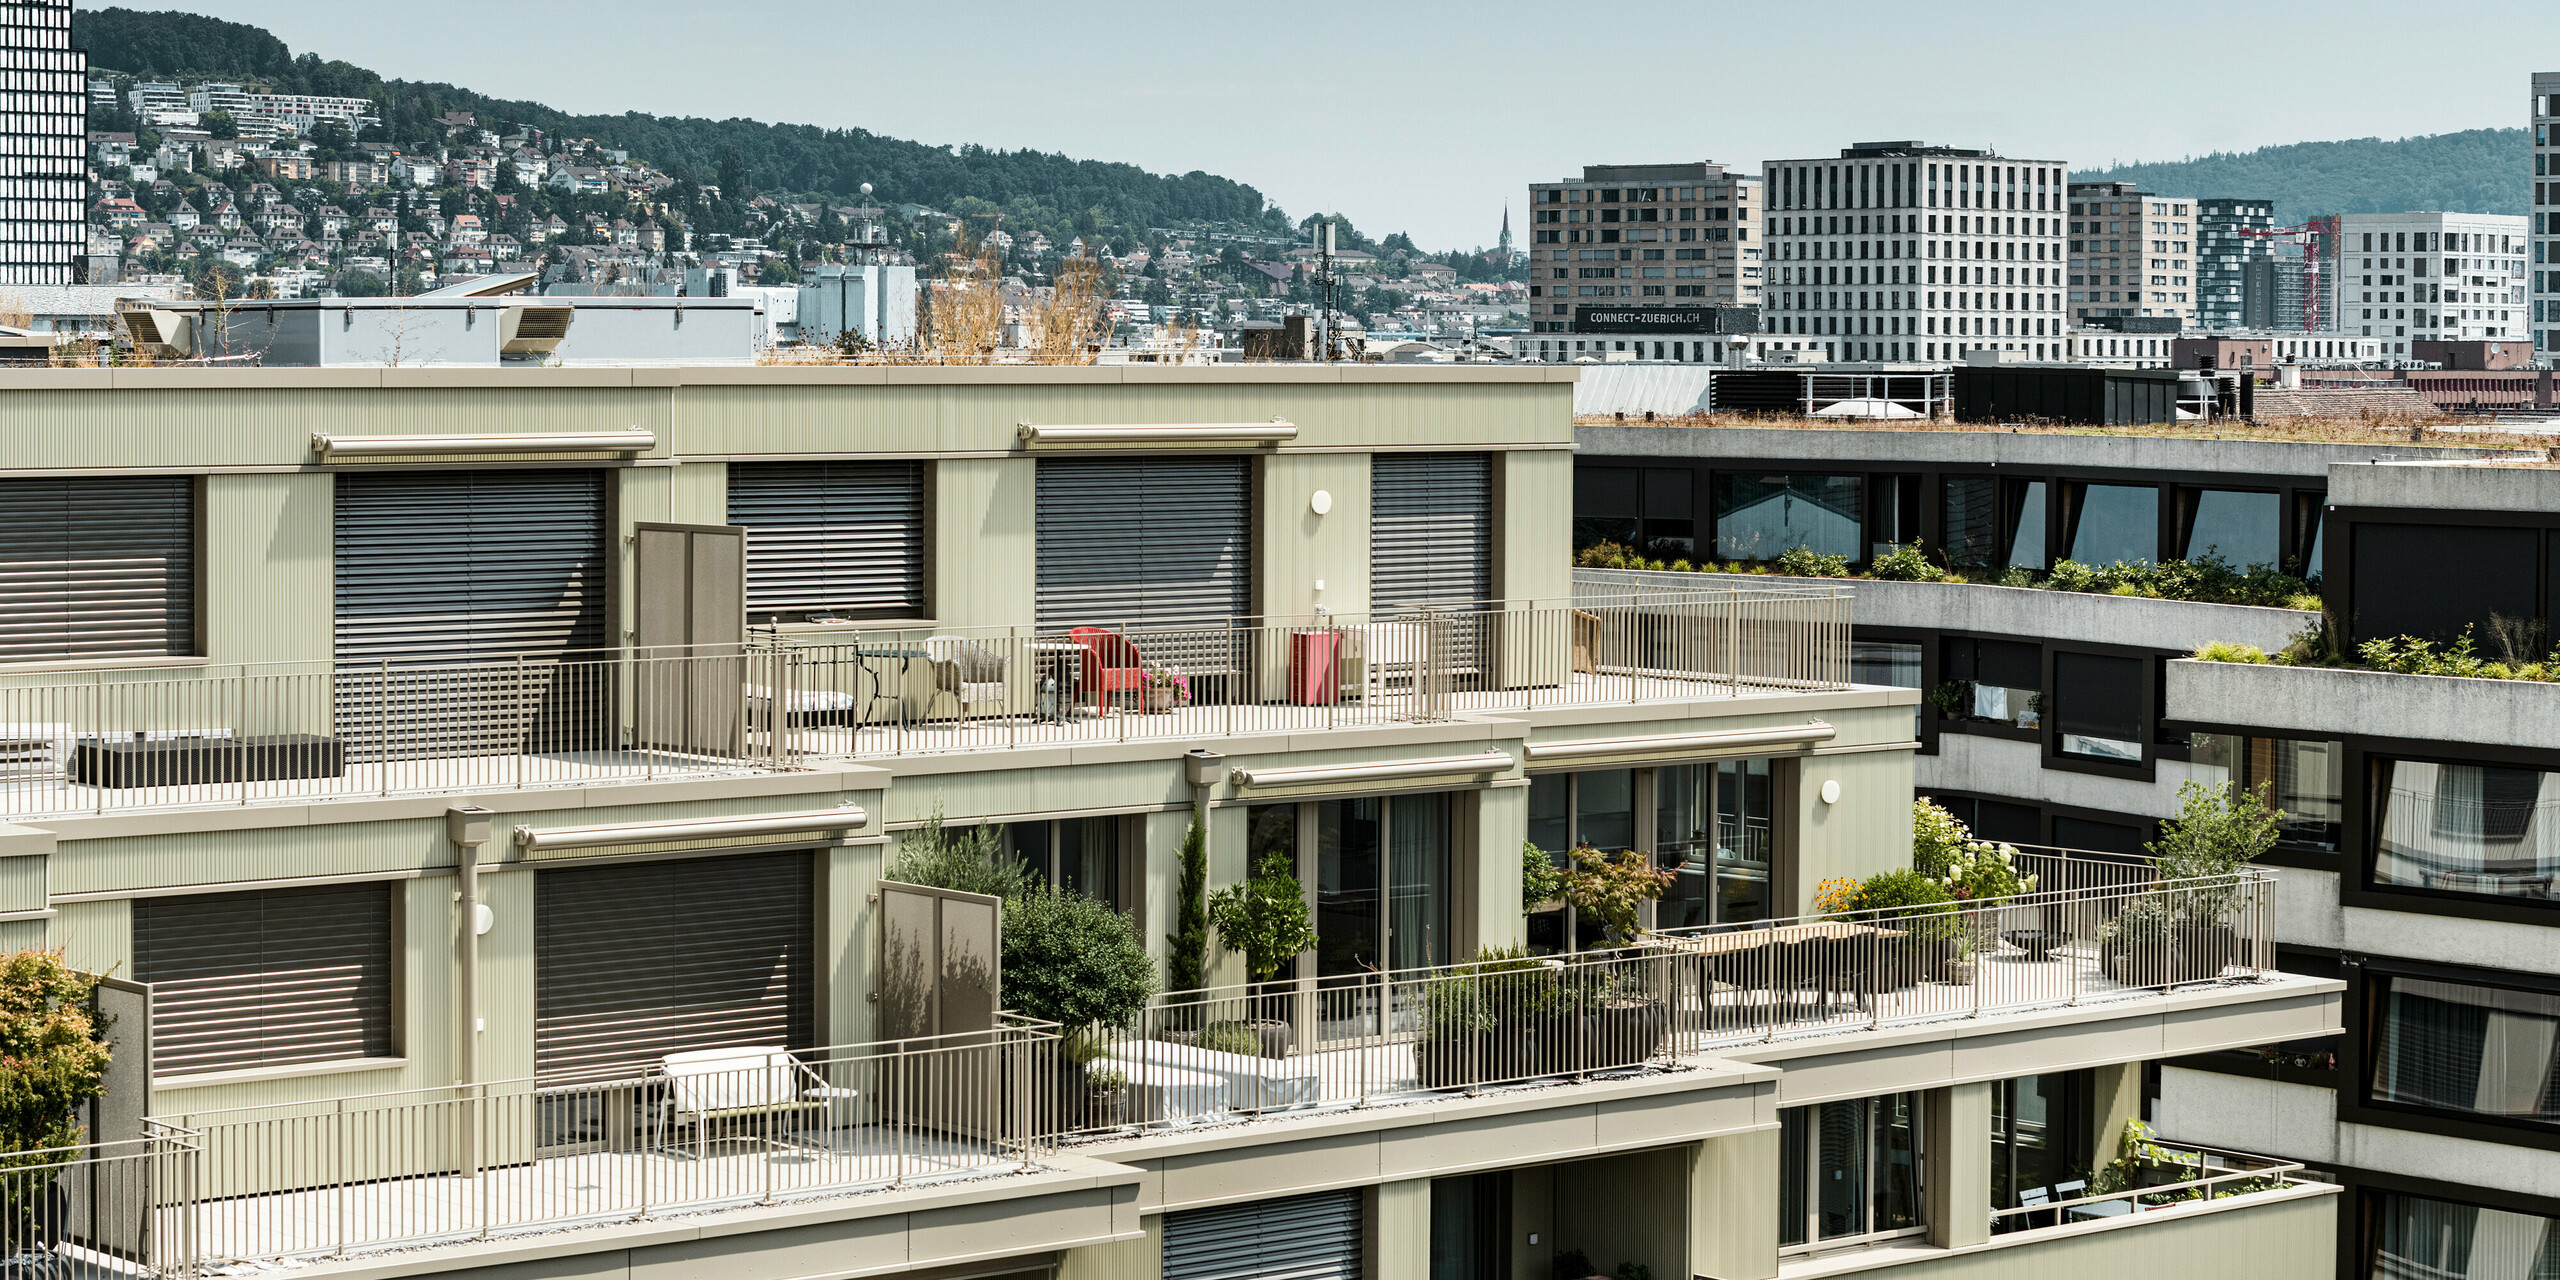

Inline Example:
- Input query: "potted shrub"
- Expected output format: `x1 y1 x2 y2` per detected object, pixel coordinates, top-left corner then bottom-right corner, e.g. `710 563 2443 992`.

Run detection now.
2146 780 2281 982
0 951 107 1269
1208 850 1319 1057
2099 894 2177 988
1581 965 1668 1069
1819 868 1959 988
1557 845 1672 949
1418 947 1562 1086
1938 838 2036 956
1000 889 1159 1123
1082 1064 1129 1129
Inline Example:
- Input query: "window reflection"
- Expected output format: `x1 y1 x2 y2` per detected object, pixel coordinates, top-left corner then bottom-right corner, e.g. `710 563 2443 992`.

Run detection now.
2185 489 2281 567
1853 639 1924 740
1779 1093 1925 1252
2372 1191 2560 1279
1716 473 1863 562
2374 759 2560 899
2192 735 2343 851
2067 483 2159 566
2005 481 2046 570
2372 975 2560 1124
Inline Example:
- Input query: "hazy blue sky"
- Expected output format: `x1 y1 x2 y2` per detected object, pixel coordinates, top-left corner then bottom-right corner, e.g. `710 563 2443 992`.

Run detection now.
177 0 2552 249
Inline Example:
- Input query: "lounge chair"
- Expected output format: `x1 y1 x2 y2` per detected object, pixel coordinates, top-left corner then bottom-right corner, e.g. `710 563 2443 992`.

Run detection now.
658 1046 831 1159
924 636 1009 720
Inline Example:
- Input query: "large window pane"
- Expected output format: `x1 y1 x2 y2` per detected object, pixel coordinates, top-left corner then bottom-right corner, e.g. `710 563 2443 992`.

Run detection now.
2351 523 2538 647
2259 738 2344 851
1716 473 1862 562
2372 975 2560 1123
1778 1108 1809 1247
1944 637 2041 730
1316 798 1382 979
1779 1094 1925 1252
1943 475 1998 570
2373 1191 2560 1280
1816 1101 1870 1239
1853 639 1924 739
1657 763 1714 930
1573 466 1640 552
1873 1094 1923 1232
2067 483 2160 566
1644 467 1696 558
2054 651 2143 763
2185 489 2281 567
1389 794 1451 971
2005 481 2046 570
1992 1072 2090 1218
1574 768 1634 853
2373 759 2560 899
1526 774 1568 857
1716 758 1774 923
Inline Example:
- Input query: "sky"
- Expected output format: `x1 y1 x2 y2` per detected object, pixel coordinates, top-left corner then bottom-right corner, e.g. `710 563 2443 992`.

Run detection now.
163 0 2555 250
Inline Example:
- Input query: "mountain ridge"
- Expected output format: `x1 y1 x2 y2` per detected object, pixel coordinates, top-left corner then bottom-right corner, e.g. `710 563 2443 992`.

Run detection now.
2071 129 2525 222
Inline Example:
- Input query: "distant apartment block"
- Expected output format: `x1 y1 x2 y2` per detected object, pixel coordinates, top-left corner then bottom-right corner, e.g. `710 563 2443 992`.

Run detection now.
2193 198 2281 330
1764 141 2068 362
0 0 86 285
2535 72 2559 353
187 82 377 133
2065 181 2195 328
1522 161 1762 355
2336 211 2526 357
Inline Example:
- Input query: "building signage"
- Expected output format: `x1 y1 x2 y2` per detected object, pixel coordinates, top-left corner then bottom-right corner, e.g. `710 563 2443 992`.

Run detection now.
1572 305 1762 335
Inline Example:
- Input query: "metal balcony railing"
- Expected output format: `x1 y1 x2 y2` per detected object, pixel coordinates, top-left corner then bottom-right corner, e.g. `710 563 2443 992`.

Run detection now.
0 583 1851 817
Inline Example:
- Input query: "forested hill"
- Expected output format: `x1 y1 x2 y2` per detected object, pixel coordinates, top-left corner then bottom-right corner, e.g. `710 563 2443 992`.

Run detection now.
2072 129 2526 222
73 7 1296 248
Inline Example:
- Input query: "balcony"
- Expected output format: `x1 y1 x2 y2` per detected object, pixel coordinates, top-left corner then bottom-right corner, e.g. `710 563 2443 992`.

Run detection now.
24 868 2310 1275
0 585 1850 820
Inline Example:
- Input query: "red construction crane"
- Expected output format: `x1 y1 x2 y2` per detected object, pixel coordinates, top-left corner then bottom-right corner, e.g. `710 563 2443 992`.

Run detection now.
2235 216 2335 333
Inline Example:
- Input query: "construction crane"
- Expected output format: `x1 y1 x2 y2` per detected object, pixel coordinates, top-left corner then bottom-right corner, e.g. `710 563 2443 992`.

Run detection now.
2234 215 2336 333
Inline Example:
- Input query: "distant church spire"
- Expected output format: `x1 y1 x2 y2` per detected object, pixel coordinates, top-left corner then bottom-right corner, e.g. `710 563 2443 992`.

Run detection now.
1498 203 1513 257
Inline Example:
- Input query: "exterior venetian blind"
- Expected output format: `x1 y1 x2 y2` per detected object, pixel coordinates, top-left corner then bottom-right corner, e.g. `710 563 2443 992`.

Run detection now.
726 461 925 622
333 469 607 665
534 850 815 1085
1162 1190 1361 1280
1034 458 1250 630
0 476 194 662
135 883 395 1077
1371 453 1491 610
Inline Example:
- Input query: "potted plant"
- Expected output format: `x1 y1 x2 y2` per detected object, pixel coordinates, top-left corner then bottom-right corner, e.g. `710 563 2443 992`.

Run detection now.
1207 850 1319 1057
1417 946 1560 1087
2098 894 2176 988
998 888 1159 1124
1581 964 1669 1069
1937 837 2036 956
0 951 108 1271
2146 780 2281 982
1082 1064 1129 1129
1137 666 1191 714
1944 931 1977 986
1818 867 1958 988
1558 845 1673 949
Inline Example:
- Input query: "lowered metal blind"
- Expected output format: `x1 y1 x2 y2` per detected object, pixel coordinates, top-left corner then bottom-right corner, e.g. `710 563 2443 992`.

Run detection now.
535 850 814 1085
135 883 394 1077
1036 458 1250 630
727 462 925 622
1371 453 1490 610
334 469 607 665
0 476 194 663
1163 1190 1361 1280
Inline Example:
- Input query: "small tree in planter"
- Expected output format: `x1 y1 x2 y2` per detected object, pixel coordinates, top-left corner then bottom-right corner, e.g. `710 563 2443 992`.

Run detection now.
1558 845 1672 948
0 952 107 1259
1002 891 1157 1130
1207 850 1318 1057
1164 818 1210 999
2146 780 2282 981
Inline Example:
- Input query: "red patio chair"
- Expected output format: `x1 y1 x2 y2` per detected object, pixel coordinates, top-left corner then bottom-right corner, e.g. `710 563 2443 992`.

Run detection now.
1068 627 1149 709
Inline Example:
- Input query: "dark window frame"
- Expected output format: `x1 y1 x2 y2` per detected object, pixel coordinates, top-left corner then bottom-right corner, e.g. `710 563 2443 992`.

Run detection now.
2040 640 2159 781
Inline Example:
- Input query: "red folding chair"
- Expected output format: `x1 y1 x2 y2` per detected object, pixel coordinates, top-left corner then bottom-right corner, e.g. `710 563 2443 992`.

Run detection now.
1069 627 1149 710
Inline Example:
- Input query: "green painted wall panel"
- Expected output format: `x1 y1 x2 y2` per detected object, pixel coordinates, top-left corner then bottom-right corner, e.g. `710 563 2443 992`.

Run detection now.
202 473 332 667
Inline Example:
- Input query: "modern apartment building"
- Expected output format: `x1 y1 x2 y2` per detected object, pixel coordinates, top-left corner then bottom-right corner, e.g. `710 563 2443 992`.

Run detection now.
1522 161 1764 346
0 0 87 285
2196 199 2281 331
1764 142 2070 363
2066 181 2196 328
1574 418 2560 1280
2336 212 2528 357
2532 72 2559 355
0 352 2342 1280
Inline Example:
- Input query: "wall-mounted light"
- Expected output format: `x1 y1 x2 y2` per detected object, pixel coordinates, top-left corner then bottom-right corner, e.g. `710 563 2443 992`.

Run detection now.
1310 489 1332 515
473 904 495 936
1819 779 1842 805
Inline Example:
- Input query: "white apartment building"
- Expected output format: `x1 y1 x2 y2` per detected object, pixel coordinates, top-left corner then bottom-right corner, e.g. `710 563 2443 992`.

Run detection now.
2335 211 2526 357
2066 181 2196 327
1522 161 1763 337
187 82 377 133
0 0 86 285
1764 142 2069 363
2534 72 2559 354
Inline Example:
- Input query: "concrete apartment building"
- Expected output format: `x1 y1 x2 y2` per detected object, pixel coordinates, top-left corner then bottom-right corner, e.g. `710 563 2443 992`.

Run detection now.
1764 142 2070 363
2533 72 2559 355
0 0 87 285
2336 211 2528 358
2066 181 2197 329
0 312 2345 1280
1574 420 2560 1280
1522 161 1764 359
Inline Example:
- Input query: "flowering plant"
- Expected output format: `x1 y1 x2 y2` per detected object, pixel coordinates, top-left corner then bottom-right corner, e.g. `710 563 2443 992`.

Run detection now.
1812 877 1862 916
1938 839 2036 903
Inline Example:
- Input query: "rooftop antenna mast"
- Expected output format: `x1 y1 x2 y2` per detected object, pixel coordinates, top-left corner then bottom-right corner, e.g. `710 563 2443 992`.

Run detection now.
1315 218 1338 363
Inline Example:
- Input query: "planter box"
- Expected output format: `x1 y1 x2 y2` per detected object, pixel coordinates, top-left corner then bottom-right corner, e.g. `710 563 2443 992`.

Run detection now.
2167 658 2560 753
72 733 345 788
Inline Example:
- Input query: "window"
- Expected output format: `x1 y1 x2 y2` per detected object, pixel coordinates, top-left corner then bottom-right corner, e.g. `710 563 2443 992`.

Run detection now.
2005 480 2048 570
1656 759 1774 930
2350 522 2538 647
2370 1191 2560 1278
2373 758 2560 900
1853 639 1924 740
2064 483 2159 566
1941 475 1999 570
2369 972 2560 1124
1311 793 1453 978
2179 489 2282 568
135 884 397 1076
728 461 926 622
1992 1072 2094 1223
2187 735 2344 851
2052 651 2144 764
1572 465 1692 558
1714 473 1862 562
1005 816 1126 910
1779 1094 1924 1252
1942 637 2041 730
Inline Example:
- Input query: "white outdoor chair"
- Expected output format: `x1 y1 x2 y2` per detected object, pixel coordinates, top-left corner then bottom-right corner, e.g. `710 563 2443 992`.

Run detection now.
658 1046 833 1159
924 636 1010 720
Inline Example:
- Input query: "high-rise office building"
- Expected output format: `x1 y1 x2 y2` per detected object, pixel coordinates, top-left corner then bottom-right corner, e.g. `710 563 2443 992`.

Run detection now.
2534 72 2559 354
1522 161 1763 354
2336 211 2526 358
1763 142 2068 362
2065 181 2195 328
0 0 86 285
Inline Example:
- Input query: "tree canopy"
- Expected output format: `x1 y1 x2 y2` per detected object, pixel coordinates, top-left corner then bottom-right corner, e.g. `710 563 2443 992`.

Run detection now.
2074 129 2527 223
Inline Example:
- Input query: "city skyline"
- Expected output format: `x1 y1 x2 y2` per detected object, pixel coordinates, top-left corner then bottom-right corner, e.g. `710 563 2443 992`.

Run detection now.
159 0 2553 251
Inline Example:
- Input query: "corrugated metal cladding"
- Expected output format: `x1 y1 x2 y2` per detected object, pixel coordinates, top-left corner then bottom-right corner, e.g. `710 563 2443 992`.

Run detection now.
1371 453 1490 610
1162 1190 1361 1280
134 883 395 1076
333 470 607 664
1034 458 1250 630
534 850 815 1085
0 477 194 663
726 461 925 622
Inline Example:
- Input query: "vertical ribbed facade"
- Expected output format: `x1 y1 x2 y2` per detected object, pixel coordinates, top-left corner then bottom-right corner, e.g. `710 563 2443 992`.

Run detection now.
0 0 84 285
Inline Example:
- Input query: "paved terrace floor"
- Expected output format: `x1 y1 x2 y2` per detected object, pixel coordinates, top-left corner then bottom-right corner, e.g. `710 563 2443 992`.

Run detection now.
0 671 1822 820
161 939 2276 1268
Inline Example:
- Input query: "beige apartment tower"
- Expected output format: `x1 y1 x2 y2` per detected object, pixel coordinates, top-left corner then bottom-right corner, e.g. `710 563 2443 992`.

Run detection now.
1523 161 1762 356
2067 181 2197 328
